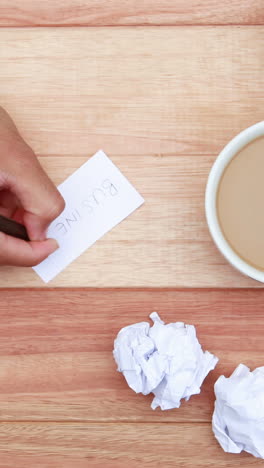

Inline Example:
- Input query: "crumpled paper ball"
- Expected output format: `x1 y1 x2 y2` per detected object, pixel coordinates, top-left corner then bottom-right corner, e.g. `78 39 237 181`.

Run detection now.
213 363 264 459
113 312 218 410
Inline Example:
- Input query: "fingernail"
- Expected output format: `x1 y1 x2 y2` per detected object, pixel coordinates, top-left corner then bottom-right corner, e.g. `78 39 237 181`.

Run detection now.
47 238 59 253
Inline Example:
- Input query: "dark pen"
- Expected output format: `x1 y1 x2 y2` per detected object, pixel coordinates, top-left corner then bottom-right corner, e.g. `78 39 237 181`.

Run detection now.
0 214 30 241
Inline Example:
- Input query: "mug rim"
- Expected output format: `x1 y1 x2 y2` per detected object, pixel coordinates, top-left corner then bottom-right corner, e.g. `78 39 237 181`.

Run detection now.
205 121 264 282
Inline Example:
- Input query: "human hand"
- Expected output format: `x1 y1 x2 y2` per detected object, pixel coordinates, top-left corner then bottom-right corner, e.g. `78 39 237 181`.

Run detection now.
0 106 65 266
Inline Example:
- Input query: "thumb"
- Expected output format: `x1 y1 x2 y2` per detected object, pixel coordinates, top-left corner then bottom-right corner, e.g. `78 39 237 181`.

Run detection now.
23 210 62 242
0 232 59 267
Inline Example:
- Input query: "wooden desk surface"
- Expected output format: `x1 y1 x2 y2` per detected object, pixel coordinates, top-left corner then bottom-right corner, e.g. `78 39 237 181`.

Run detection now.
0 1 263 466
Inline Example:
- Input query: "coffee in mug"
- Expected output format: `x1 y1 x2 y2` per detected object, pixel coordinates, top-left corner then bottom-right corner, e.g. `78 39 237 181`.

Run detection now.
205 122 264 282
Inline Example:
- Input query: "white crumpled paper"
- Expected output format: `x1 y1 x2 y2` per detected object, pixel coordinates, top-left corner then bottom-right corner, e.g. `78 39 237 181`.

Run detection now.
113 312 218 410
213 363 264 459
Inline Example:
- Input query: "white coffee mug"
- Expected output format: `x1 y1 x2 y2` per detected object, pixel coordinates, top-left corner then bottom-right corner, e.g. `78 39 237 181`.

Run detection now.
205 121 264 282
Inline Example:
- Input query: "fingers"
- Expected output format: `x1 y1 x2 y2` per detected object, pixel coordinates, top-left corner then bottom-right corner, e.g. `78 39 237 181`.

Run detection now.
0 190 19 218
4 147 65 240
0 107 65 241
0 231 58 267
23 186 65 241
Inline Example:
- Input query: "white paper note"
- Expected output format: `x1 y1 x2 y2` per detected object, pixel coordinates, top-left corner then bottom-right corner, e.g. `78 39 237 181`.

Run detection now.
33 150 144 282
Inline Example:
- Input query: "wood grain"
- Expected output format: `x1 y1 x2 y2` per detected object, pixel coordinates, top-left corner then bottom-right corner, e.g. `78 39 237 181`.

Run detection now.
0 154 262 288
0 288 263 423
0 3 263 466
0 27 263 287
0 422 262 468
0 153 261 288
0 0 263 26
0 28 263 157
